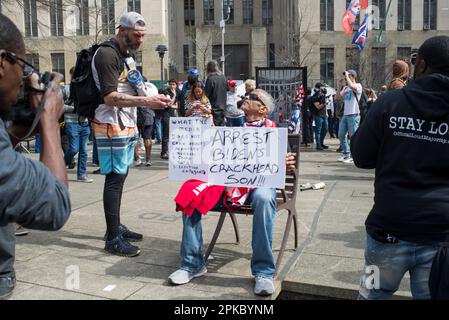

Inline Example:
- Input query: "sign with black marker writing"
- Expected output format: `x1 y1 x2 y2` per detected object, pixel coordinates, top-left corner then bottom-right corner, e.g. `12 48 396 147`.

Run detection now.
205 127 287 189
169 117 212 182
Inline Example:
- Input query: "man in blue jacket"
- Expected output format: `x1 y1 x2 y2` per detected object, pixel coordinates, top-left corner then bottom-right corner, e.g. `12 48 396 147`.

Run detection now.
352 36 449 299
0 14 71 300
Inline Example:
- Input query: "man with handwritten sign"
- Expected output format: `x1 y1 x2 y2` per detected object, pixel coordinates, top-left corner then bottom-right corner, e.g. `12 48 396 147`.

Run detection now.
168 89 295 296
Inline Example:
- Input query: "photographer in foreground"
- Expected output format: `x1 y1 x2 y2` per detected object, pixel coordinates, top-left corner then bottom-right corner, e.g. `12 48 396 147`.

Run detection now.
0 14 71 300
310 83 329 150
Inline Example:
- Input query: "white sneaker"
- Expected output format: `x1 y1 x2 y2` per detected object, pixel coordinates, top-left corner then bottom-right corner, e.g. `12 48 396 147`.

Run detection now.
168 266 207 285
343 157 354 164
337 155 347 162
145 161 152 167
133 159 142 166
254 276 275 296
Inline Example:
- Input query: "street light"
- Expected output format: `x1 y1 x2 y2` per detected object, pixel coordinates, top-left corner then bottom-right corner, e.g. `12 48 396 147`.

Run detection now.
155 44 168 90
220 1 231 76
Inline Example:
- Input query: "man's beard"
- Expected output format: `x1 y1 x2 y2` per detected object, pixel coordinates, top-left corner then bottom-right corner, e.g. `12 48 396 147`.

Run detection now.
123 32 138 55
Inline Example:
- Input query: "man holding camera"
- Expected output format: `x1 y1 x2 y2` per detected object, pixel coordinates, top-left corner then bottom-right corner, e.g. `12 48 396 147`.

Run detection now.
336 70 362 163
0 14 71 299
311 83 329 150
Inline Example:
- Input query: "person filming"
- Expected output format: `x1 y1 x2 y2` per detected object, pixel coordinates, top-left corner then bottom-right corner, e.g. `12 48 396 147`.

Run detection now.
0 14 71 300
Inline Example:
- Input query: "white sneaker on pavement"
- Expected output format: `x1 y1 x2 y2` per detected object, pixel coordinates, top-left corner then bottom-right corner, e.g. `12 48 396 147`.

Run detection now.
254 276 275 296
337 155 347 162
168 266 207 285
343 157 354 164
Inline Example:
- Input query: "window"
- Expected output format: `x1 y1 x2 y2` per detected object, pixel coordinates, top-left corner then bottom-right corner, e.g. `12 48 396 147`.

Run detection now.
346 48 360 74
76 0 89 36
50 0 64 36
269 43 275 68
262 0 273 25
135 51 143 73
127 0 141 13
24 0 38 37
372 47 386 89
51 53 65 76
397 47 412 64
184 0 195 26
372 0 386 30
102 0 115 35
26 53 39 72
0 0 2 14
397 0 411 30
223 0 234 24
243 0 253 24
183 45 189 71
423 0 437 30
320 48 334 85
346 0 360 29
203 0 214 25
320 0 334 31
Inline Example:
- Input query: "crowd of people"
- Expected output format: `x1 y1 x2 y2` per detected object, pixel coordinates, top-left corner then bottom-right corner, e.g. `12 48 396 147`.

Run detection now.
1 9 448 300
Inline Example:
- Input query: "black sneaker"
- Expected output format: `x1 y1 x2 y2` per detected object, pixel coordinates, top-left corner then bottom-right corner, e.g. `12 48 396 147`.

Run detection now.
118 224 143 242
0 276 16 300
161 152 169 160
104 235 141 257
321 144 329 149
316 146 324 151
104 224 143 242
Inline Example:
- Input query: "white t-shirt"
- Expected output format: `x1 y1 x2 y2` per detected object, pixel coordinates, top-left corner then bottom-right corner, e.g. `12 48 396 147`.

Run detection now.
340 84 362 116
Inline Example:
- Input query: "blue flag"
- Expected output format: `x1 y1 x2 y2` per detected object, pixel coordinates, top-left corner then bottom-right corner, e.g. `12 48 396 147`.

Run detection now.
352 14 368 52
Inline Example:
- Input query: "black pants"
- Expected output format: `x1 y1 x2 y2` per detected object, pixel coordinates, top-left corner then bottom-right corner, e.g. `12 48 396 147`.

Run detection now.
0 224 15 278
161 109 175 155
104 171 128 240
212 106 225 126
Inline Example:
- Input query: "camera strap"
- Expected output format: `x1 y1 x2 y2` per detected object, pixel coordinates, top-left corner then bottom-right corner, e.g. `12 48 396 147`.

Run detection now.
8 91 46 142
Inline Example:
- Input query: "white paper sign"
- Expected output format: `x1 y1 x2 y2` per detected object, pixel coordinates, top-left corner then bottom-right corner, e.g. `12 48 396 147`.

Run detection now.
169 117 212 182
204 127 288 189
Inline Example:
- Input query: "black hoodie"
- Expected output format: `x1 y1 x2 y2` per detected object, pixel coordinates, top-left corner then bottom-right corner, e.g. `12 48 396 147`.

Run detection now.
351 74 449 245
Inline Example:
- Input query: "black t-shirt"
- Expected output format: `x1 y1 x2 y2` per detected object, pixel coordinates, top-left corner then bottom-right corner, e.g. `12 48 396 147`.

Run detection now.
94 39 128 99
310 92 327 117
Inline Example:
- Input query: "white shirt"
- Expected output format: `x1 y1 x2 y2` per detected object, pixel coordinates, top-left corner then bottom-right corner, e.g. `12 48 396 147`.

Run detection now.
340 84 362 116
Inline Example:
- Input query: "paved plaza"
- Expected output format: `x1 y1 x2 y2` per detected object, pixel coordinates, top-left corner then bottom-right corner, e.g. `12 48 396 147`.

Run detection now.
10 139 411 300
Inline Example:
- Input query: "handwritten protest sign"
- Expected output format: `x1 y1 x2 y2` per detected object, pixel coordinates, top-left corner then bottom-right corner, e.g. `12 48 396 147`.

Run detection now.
205 127 288 189
169 121 288 188
169 117 212 182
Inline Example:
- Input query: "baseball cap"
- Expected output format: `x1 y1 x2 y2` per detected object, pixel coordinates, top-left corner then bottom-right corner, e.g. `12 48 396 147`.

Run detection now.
187 68 199 77
118 12 147 31
347 69 357 77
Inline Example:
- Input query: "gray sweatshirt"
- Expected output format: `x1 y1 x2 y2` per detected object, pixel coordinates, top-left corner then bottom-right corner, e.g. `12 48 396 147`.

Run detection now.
0 119 71 230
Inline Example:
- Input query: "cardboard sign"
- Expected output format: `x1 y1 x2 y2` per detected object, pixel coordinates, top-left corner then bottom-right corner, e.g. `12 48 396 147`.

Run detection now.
205 127 288 189
168 117 212 182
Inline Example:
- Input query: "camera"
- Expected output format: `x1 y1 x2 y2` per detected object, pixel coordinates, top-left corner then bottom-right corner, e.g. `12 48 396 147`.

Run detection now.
343 71 348 76
9 70 52 126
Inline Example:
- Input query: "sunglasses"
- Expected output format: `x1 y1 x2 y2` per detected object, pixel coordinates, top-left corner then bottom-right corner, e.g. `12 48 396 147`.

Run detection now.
5 51 38 77
246 93 266 106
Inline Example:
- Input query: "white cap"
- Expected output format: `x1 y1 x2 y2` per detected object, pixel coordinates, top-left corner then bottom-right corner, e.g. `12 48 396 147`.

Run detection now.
118 12 146 31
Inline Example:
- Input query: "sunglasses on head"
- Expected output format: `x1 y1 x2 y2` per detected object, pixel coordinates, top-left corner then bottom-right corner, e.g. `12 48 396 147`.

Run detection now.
247 93 265 106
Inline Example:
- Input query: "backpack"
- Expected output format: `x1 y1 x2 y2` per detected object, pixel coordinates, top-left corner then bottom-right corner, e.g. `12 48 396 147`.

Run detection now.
356 89 369 121
70 40 126 120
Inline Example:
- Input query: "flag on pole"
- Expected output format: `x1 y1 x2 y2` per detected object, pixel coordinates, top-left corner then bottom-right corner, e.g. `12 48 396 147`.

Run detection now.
352 14 369 51
360 0 369 9
341 0 361 35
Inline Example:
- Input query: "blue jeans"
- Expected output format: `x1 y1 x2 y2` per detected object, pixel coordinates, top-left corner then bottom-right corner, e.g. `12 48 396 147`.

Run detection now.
358 233 439 300
180 188 277 278
34 134 41 153
226 116 245 127
313 115 328 147
64 122 91 177
338 114 360 157
154 113 162 143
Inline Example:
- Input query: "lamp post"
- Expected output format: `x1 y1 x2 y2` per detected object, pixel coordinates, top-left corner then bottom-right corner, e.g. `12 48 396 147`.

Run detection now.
220 1 231 76
155 44 168 90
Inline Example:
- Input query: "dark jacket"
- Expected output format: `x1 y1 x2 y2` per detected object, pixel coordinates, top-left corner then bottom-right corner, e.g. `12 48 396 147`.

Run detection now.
351 74 449 245
205 73 228 109
0 119 71 230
